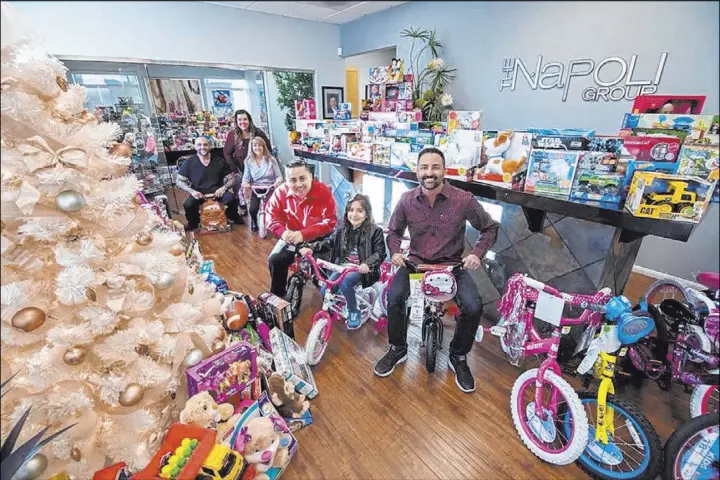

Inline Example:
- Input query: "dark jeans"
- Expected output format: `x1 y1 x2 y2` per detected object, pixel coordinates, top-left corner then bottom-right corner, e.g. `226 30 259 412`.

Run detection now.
321 271 362 313
268 241 297 298
183 191 240 228
387 267 482 356
249 192 261 228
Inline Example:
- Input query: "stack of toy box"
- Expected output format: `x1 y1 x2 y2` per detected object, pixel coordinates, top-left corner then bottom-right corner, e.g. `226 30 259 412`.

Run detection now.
524 132 592 197
474 130 533 189
569 136 628 205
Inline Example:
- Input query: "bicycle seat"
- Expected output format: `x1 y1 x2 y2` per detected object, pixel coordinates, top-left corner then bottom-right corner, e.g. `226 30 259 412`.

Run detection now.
617 313 655 345
697 272 720 291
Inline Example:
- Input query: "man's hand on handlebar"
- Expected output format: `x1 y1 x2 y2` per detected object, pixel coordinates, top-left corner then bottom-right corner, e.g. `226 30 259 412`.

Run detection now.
358 263 370 274
282 230 304 244
462 253 481 270
391 253 406 267
213 186 226 198
191 190 203 200
298 247 313 257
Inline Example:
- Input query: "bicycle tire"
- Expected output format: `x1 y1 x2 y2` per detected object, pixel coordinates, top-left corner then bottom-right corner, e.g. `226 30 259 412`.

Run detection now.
425 319 438 373
258 210 267 239
306 313 331 366
690 382 720 418
286 275 304 320
663 413 719 480
573 389 663 480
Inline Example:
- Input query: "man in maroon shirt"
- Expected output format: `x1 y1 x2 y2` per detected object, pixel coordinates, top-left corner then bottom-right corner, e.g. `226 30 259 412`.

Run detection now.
374 147 499 393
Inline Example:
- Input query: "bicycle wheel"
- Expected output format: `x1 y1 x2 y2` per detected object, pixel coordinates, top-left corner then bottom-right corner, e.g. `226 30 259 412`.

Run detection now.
286 275 303 320
425 320 438 373
306 312 331 366
640 279 696 316
510 368 589 465
257 210 267 239
571 389 663 480
663 413 719 480
690 383 720 418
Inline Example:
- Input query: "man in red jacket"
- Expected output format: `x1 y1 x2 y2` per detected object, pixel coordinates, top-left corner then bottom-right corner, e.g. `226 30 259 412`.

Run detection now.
266 160 337 300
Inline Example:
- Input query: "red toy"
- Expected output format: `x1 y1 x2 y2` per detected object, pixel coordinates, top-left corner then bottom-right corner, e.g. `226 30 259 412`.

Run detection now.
632 95 706 114
134 424 216 480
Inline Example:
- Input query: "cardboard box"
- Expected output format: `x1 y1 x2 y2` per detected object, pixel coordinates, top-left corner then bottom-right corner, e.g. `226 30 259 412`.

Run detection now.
625 171 714 223
676 145 720 182
524 149 580 197
621 114 716 145
372 142 392 166
270 327 318 399
285 410 313 432
632 95 706 114
570 170 626 204
258 292 292 334
475 130 532 189
531 135 591 151
186 341 258 405
620 159 678 198
347 142 372 162
447 110 483 134
622 136 682 162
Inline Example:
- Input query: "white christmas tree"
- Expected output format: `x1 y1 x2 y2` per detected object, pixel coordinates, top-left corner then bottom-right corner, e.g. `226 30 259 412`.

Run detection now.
0 3 227 478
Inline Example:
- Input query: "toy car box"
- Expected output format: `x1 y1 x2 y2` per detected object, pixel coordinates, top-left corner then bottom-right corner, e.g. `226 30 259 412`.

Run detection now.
619 159 678 198
625 171 714 223
186 341 258 406
270 327 318 399
224 393 298 480
676 145 720 183
531 135 591 151
621 114 716 145
570 170 626 204
474 130 532 189
524 149 581 197
622 135 682 162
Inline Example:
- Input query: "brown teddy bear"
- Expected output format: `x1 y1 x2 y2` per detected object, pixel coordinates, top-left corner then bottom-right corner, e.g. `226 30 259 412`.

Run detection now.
266 372 310 419
179 391 240 438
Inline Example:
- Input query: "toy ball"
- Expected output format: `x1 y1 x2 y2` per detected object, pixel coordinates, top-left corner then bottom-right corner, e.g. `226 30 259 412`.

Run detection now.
225 300 249 331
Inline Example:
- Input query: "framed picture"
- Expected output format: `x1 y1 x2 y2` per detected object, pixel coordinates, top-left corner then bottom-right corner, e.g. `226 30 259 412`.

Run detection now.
322 86 344 120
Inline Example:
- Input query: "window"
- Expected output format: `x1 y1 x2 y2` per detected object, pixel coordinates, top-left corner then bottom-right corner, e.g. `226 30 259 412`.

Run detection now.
361 174 385 224
204 78 250 116
391 181 410 212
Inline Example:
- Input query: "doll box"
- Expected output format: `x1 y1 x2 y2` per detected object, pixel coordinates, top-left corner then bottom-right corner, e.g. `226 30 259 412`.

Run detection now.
524 149 580 197
475 130 532 189
294 99 317 120
398 110 422 123
531 135 591 151
347 142 373 163
333 103 352 121
447 111 483 134
186 341 258 405
676 145 720 182
622 136 682 162
632 95 706 114
223 393 298 480
270 327 318 399
625 171 714 223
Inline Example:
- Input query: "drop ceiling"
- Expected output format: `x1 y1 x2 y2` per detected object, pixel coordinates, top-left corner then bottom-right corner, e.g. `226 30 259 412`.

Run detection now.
200 1 406 24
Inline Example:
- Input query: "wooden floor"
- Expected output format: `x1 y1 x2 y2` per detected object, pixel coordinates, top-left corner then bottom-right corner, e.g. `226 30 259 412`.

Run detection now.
195 223 688 480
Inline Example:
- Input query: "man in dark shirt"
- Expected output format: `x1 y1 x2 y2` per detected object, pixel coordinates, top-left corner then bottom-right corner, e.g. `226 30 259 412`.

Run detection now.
374 147 499 393
177 137 243 230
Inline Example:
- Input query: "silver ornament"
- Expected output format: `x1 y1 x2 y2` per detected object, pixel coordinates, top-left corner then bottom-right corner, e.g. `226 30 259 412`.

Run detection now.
153 272 175 291
182 348 205 368
14 453 48 480
55 190 86 213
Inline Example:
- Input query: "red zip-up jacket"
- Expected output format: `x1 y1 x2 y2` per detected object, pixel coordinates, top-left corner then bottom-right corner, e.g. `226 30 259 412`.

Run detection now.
266 180 338 242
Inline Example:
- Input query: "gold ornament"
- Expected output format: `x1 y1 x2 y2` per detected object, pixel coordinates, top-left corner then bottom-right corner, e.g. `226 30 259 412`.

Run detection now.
135 231 153 246
211 340 225 353
56 76 68 92
86 288 97 302
153 272 175 291
48 474 71 480
55 190 87 213
14 453 48 480
182 348 205 368
188 283 194 295
168 244 184 256
11 307 46 332
63 346 87 366
119 383 145 407
70 447 82 462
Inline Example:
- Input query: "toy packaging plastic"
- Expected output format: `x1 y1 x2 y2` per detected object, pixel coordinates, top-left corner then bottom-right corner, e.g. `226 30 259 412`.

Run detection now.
347 142 372 162
621 114 716 145
531 134 591 151
625 171 714 223
447 111 483 134
524 149 580 197
225 393 298 480
444 129 483 176
294 99 316 120
676 145 720 182
270 327 318 399
631 95 706 114
622 135 682 162
475 130 532 189
186 341 258 406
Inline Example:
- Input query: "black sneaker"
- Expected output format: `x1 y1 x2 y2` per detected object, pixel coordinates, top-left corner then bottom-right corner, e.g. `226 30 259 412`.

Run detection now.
449 355 475 393
184 222 199 232
374 345 408 377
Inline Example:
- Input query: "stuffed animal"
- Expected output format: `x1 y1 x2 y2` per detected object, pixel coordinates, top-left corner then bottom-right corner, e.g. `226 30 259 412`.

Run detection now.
235 416 292 480
179 391 240 438
266 372 310 419
482 130 513 175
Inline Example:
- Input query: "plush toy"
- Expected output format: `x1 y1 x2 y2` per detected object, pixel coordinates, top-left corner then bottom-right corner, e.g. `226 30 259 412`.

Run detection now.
266 372 310 419
482 130 513 175
235 416 292 480
179 391 240 438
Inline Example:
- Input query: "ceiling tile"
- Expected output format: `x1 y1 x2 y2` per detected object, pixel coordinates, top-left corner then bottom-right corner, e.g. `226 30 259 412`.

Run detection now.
288 3 340 20
202 1 257 8
322 1 403 23
245 1 301 15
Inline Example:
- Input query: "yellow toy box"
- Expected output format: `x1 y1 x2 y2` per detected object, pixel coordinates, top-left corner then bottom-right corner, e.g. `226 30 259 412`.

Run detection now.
625 171 714 223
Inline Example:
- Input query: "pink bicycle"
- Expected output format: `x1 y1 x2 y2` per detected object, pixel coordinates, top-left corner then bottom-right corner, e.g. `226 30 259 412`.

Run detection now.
476 273 613 465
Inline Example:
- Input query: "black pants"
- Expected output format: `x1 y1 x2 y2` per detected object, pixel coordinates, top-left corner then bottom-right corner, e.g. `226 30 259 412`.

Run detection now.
183 191 240 228
268 241 297 298
249 192 262 228
387 267 483 356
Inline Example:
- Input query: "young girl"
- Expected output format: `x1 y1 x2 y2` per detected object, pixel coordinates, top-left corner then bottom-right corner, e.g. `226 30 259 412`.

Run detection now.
299 194 387 330
241 136 283 232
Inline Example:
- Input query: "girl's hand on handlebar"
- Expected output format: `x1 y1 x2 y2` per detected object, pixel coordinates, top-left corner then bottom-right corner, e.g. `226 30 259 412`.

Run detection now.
359 263 370 274
391 253 406 267
462 253 481 270
299 247 313 257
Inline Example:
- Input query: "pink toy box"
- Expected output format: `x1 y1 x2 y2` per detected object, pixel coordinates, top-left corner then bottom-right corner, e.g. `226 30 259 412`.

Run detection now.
294 99 316 120
632 95 706 114
186 341 258 405
448 111 483 134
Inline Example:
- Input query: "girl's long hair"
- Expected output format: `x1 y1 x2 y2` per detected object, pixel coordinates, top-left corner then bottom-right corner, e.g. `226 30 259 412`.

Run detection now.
244 135 271 166
233 109 257 146
341 194 374 246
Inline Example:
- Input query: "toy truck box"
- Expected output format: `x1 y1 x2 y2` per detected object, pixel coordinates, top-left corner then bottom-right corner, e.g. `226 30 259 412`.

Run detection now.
524 149 580 197
531 135 591 151
186 341 259 406
570 170 626 204
621 114 716 145
474 130 532 189
270 327 318 399
620 159 678 198
625 171 714 223
622 135 682 162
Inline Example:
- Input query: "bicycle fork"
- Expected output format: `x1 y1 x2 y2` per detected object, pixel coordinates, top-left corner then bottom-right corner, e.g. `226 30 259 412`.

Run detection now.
595 351 618 444
534 331 563 419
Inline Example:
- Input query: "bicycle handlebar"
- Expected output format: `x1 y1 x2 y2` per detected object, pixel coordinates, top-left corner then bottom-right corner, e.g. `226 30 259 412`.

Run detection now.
520 274 610 312
302 252 360 288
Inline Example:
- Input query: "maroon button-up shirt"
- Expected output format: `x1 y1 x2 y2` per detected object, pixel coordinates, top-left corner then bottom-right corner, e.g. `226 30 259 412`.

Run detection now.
387 181 499 263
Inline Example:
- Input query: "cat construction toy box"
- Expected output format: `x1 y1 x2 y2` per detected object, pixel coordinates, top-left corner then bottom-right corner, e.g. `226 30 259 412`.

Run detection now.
625 171 714 223
270 327 319 399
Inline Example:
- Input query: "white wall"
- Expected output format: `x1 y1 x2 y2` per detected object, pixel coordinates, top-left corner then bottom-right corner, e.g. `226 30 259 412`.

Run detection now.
344 47 396 104
10 0 345 165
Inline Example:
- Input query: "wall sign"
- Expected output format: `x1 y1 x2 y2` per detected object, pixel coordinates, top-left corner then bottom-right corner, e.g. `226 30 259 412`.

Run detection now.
499 53 668 102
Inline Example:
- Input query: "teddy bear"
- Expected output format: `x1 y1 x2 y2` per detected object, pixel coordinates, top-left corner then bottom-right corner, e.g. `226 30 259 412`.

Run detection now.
235 416 292 480
179 391 240 439
266 372 310 419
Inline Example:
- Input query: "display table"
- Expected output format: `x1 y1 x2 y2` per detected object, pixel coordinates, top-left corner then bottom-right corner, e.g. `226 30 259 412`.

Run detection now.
294 149 700 319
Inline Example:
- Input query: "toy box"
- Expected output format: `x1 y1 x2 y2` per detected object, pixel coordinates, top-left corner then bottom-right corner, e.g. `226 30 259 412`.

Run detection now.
186 341 258 405
444 129 483 176
257 292 292 335
372 142 392 166
224 393 298 480
447 111 483 134
621 114 716 145
620 159 678 197
676 145 720 182
621 127 690 144
586 136 625 154
134 423 217 480
570 170 626 204
390 142 423 170
531 135 591 151
576 151 623 172
285 410 313 432
632 95 706 114
369 66 389 84
417 122 447 135
347 142 372 162
475 130 532 189
270 327 318 399
333 103 352 121
294 99 316 120
387 58 405 83
625 171 714 222
398 110 422 123
622 135 682 162
524 149 581 197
